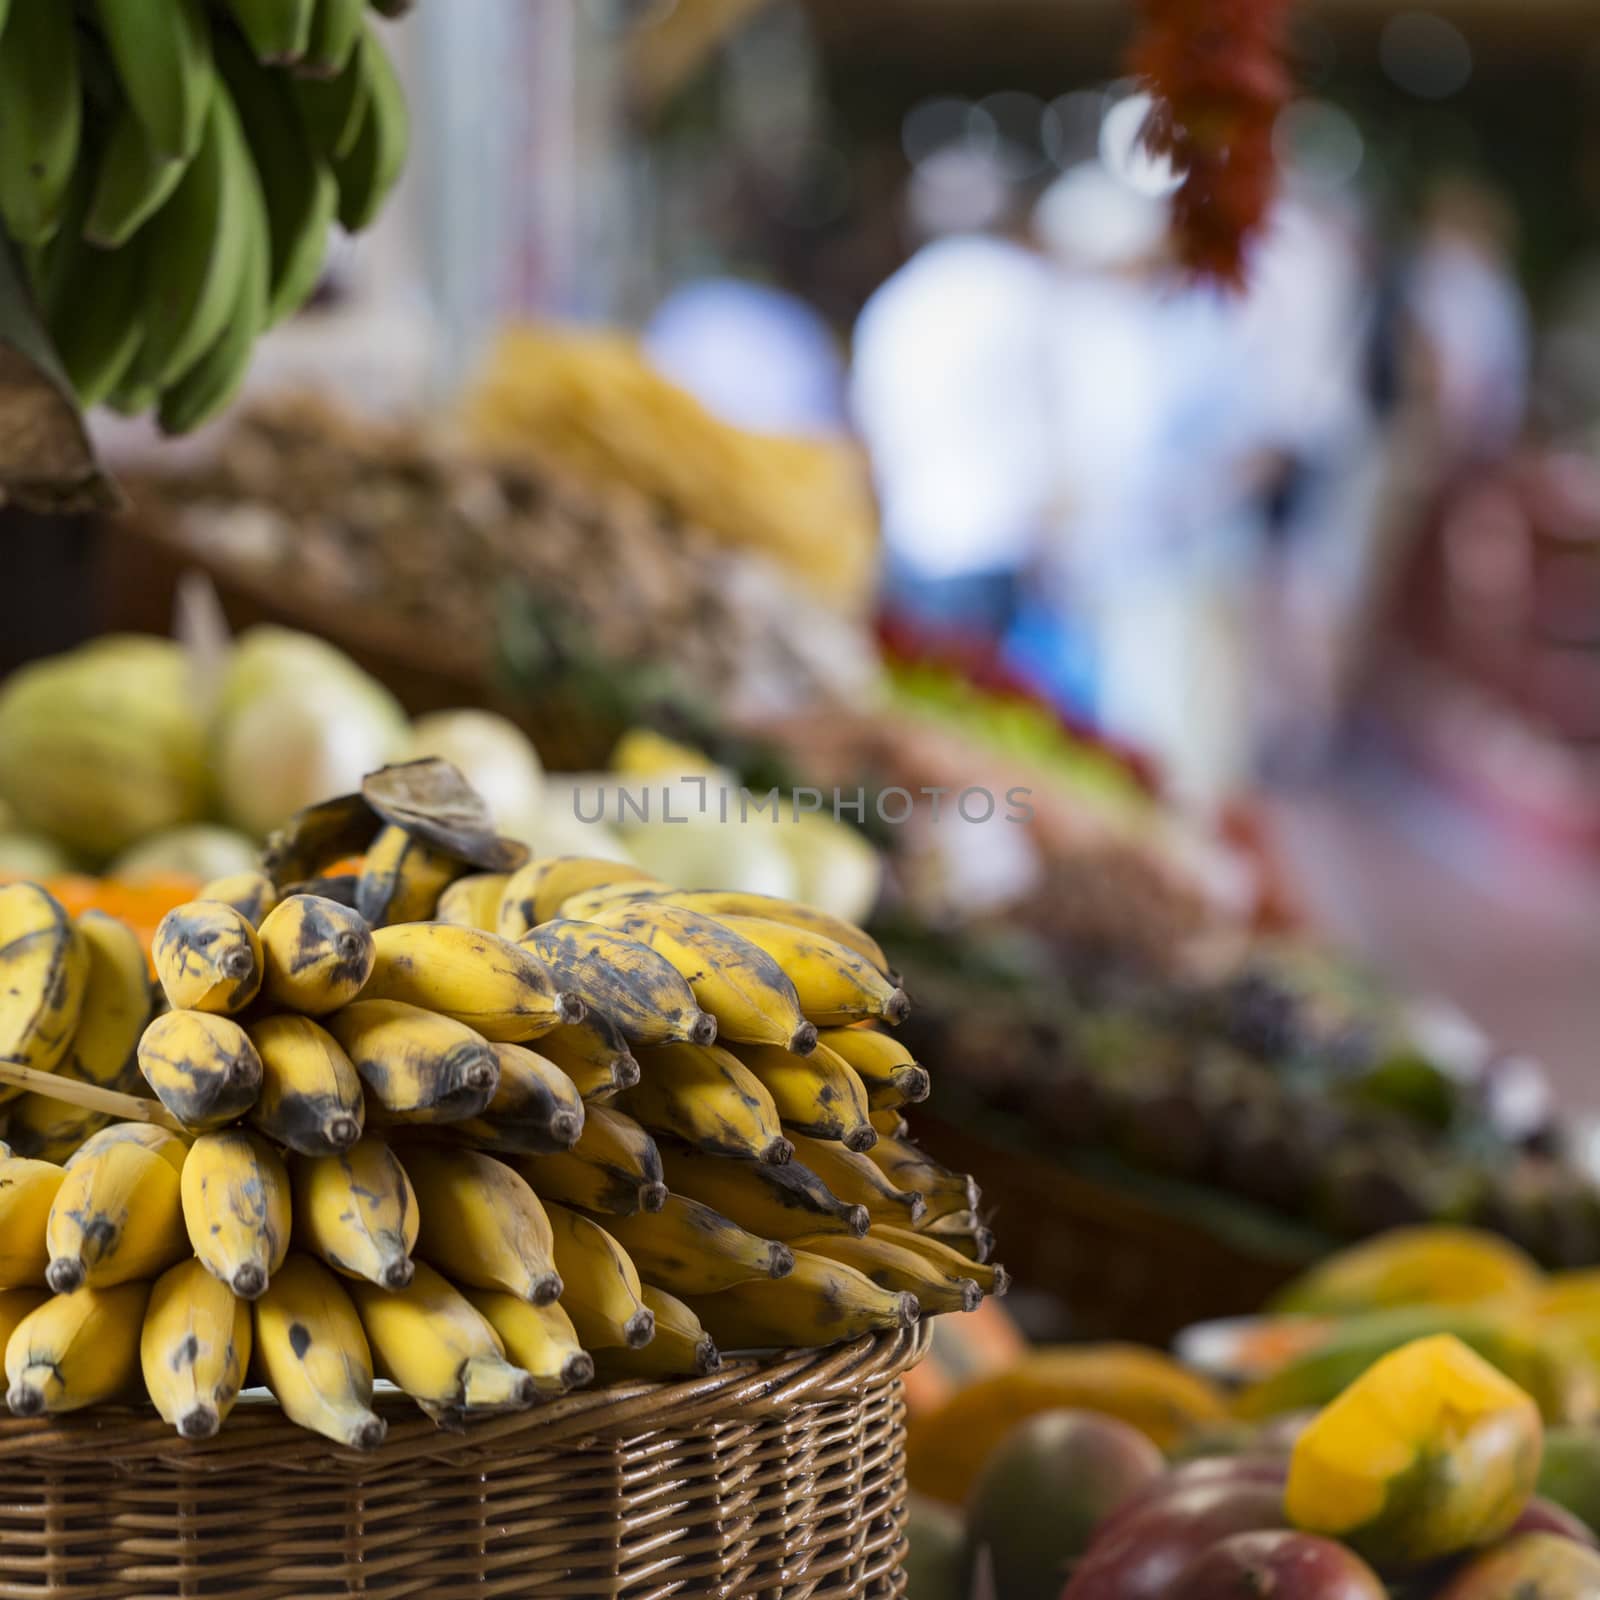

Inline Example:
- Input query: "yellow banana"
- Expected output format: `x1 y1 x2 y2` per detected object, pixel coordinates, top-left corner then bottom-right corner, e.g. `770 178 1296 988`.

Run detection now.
920 1210 995 1264
141 1257 252 1439
138 1009 264 1131
464 1288 592 1395
360 923 583 1043
687 1250 918 1350
871 1224 1010 1299
0 1154 64 1287
511 1102 665 1217
292 1134 417 1289
555 882 664 923
595 1285 719 1381
726 1041 876 1151
401 1145 561 1305
254 1253 386 1450
869 1108 908 1140
450 1041 584 1155
4 1281 150 1416
45 1137 186 1293
0 1288 48 1359
535 1014 640 1100
436 872 510 932
181 1128 290 1299
153 900 264 1015
497 857 657 939
327 1000 499 1122
0 881 90 1097
349 1261 536 1422
544 1201 654 1351
257 893 376 1015
789 1231 980 1316
817 1027 930 1111
657 1145 869 1241
521 921 715 1046
354 823 464 927
599 1193 794 1296
246 1013 365 1156
67 1120 189 1176
587 901 814 1052
866 1136 978 1222
661 889 892 978
198 870 278 927
784 1132 926 1227
624 1042 791 1164
718 917 908 1027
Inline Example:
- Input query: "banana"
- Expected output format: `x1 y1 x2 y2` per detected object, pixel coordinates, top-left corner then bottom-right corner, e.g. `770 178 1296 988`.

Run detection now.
498 857 656 940
257 893 375 1015
68 1120 189 1176
292 1134 417 1288
401 1145 561 1305
153 900 264 1014
522 921 716 1047
789 1232 980 1316
138 1009 264 1131
45 1137 186 1293
717 917 908 1027
869 1108 908 1140
181 1129 290 1299
94 0 212 160
450 1041 584 1155
865 1136 978 1223
360 923 582 1043
687 1251 918 1351
783 1132 926 1227
0 0 81 245
84 104 185 249
544 1202 654 1351
598 1193 793 1296
254 1253 386 1449
622 1042 790 1164
354 823 464 927
920 1210 995 1264
595 1286 719 1381
555 882 665 923
141 1257 251 1439
464 1289 592 1395
330 28 407 232
0 881 90 1093
4 1281 149 1415
45 225 149 408
536 1014 641 1101
349 1261 536 1422
0 1155 64 1287
436 872 511 933
726 1041 875 1151
0 1288 48 1361
512 1102 665 1217
223 0 317 64
198 870 278 928
293 39 370 162
656 1145 869 1241
587 901 815 1053
661 890 892 979
301 0 365 76
871 1225 1010 1300
327 1000 499 1122
816 1027 930 1111
247 1014 365 1156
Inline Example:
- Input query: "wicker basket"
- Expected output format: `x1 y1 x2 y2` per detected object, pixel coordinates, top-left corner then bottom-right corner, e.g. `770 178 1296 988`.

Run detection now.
0 1325 927 1600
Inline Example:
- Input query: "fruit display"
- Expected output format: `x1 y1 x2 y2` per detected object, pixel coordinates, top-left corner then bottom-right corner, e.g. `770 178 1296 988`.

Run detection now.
0 757 1002 1445
0 0 409 434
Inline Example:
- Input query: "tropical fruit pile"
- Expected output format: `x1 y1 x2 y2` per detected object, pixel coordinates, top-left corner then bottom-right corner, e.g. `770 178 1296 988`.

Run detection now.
0 759 999 1447
0 0 408 430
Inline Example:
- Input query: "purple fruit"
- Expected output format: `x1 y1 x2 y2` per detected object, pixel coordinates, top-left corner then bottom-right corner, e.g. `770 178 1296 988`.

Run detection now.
1510 1497 1600 1548
1171 1530 1388 1600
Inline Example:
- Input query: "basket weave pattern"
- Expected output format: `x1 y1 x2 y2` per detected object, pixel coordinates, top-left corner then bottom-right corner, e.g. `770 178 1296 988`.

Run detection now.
0 1327 925 1599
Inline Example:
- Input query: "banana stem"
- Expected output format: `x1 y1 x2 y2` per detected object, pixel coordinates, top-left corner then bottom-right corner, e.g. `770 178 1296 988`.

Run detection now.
0 1060 184 1132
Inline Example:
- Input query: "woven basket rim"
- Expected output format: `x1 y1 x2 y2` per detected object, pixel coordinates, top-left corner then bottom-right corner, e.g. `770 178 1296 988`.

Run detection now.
0 1324 929 1473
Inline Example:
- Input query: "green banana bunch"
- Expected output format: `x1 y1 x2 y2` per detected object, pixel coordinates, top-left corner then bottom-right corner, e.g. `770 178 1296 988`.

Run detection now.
0 1 82 246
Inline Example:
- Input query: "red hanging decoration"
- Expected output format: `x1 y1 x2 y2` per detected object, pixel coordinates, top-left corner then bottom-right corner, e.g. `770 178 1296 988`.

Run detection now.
1128 0 1297 285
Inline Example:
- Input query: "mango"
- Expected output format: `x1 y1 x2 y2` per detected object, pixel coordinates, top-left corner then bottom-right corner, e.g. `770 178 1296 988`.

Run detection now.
1286 1334 1543 1570
903 1493 964 1600
1171 1530 1387 1600
1434 1532 1600 1598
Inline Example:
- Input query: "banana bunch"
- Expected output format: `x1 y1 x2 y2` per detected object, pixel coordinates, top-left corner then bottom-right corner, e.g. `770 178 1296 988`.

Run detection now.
0 0 410 433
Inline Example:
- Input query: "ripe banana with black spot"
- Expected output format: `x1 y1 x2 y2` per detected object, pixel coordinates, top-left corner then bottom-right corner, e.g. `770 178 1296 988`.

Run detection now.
327 999 499 1122
498 857 656 940
726 1040 876 1151
247 1013 364 1156
718 918 909 1027
4 1281 149 1415
141 1256 251 1439
68 1120 189 1175
138 1010 264 1131
820 1027 930 1111
872 1224 1010 1299
920 1209 995 1264
598 1192 793 1297
555 882 664 923
789 1231 980 1316
181 1128 290 1299
354 823 464 927
544 1202 654 1351
0 881 90 1097
45 1136 187 1293
401 1145 561 1305
94 0 212 161
657 1145 868 1241
512 1102 664 1217
450 1041 583 1155
686 1251 918 1351
662 889 892 979
622 1042 790 1164
595 1285 718 1381
870 1108 908 1140
0 0 81 246
254 1252 386 1449
330 28 407 232
292 1134 416 1288
257 893 374 1015
866 1135 978 1222
464 1289 592 1395
783 1132 925 1227
198 870 278 928
152 900 263 1015
436 872 510 933
535 1014 640 1101
0 1154 64 1288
